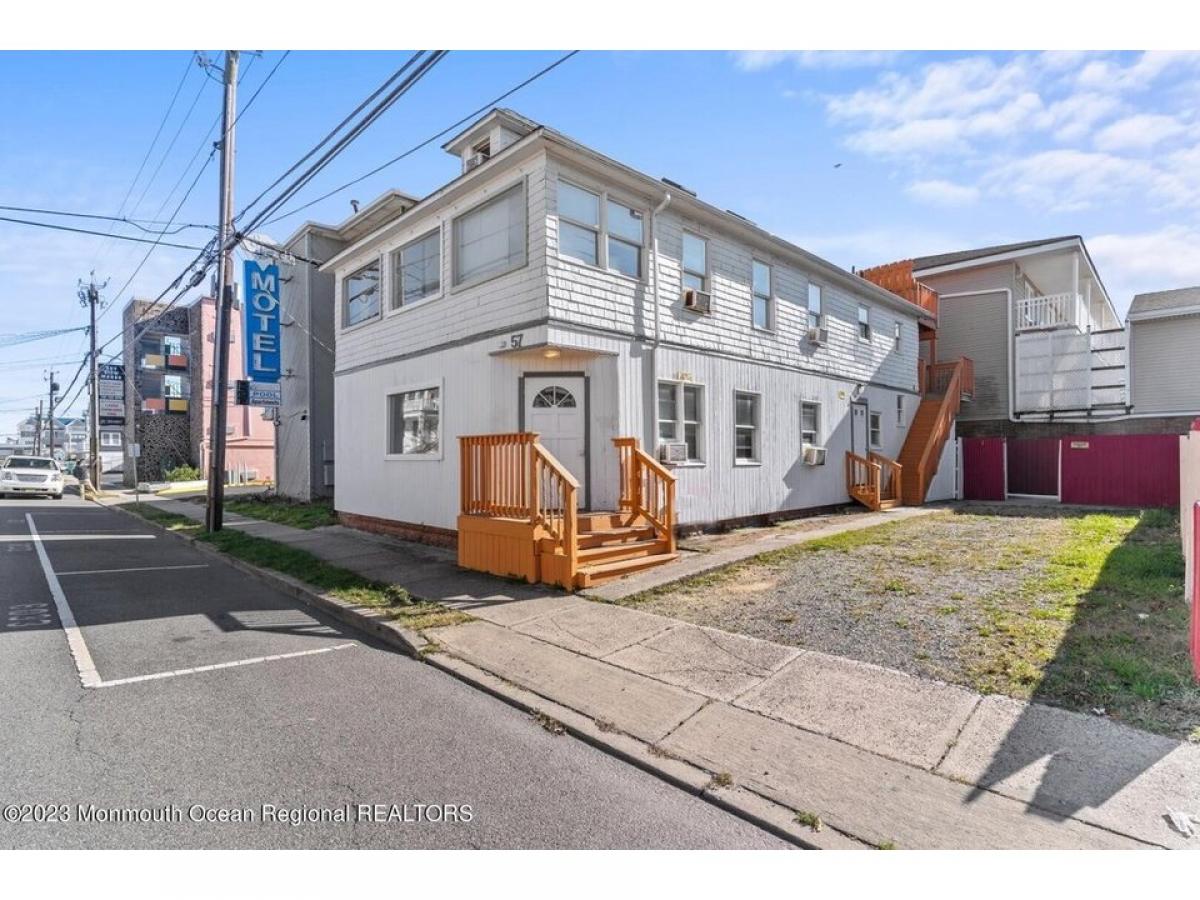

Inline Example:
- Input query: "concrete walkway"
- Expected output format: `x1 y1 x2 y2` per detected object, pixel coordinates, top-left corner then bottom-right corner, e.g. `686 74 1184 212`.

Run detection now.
108 493 1200 849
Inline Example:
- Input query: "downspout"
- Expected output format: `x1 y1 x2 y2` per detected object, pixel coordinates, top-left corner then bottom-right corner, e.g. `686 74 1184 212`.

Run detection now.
648 191 672 449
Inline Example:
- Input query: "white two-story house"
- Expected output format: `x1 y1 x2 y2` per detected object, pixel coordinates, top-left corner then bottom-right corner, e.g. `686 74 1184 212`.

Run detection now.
322 109 931 588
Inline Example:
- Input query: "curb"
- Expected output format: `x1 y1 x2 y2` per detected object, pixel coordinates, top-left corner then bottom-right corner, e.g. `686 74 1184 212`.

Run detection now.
104 501 859 849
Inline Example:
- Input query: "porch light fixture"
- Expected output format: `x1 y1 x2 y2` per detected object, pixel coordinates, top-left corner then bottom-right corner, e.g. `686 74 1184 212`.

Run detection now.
542 348 561 359
851 383 866 400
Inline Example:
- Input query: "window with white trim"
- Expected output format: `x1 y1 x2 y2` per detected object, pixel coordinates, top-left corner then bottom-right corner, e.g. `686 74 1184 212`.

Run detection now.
734 391 760 463
752 260 772 330
896 395 905 426
800 401 821 446
387 387 440 456
682 232 708 292
894 321 902 350
100 431 121 447
869 410 882 448
807 283 823 328
556 179 646 279
344 259 381 326
453 182 526 286
392 229 440 309
858 304 872 341
657 381 704 462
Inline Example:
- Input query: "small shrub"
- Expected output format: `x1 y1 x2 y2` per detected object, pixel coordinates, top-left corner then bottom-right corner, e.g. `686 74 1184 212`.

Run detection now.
164 465 203 482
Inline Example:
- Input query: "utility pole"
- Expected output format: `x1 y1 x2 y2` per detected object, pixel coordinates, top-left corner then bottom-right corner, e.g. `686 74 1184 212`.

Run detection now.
206 50 239 532
45 369 58 458
34 402 42 455
79 272 109 491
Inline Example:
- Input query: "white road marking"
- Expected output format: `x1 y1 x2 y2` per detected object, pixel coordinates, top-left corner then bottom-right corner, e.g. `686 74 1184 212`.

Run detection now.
26 514 103 688
57 563 210 577
96 643 356 688
0 533 155 543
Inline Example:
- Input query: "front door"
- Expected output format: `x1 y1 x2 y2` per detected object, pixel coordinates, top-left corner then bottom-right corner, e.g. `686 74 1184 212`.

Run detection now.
850 402 869 455
524 375 588 504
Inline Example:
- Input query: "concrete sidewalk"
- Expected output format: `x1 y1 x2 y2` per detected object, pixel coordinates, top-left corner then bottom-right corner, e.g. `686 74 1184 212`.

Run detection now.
108 494 1200 849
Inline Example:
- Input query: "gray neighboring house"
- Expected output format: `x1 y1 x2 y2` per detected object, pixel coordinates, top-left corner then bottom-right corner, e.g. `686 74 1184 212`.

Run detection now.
1127 286 1200 418
274 192 416 501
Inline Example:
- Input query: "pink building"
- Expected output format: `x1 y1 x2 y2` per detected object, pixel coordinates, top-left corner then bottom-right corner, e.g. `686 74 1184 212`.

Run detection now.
189 295 276 482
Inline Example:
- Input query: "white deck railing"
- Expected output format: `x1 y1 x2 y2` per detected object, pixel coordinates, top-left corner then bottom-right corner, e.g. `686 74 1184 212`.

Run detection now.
1015 292 1088 332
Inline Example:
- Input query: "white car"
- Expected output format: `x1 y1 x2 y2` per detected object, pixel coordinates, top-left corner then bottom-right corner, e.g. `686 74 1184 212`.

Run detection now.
0 455 65 499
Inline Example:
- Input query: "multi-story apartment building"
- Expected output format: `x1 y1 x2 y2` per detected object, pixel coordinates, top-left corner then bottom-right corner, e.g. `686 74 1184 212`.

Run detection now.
321 110 955 588
121 296 275 484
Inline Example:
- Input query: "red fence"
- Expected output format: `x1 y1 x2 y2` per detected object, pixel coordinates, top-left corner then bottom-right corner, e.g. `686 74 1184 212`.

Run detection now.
1059 434 1179 508
962 437 1006 501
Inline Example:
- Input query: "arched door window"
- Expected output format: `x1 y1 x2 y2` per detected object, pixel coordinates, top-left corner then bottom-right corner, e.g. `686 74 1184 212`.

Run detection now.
531 385 577 409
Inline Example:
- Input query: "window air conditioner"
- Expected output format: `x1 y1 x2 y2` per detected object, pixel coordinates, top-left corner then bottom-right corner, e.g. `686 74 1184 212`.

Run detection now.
806 325 829 346
659 442 689 464
465 152 488 171
682 288 712 314
802 444 827 466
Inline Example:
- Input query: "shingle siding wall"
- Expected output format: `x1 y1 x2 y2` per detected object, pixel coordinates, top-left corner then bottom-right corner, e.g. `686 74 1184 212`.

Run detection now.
544 158 920 392
1131 315 1200 415
334 156 550 375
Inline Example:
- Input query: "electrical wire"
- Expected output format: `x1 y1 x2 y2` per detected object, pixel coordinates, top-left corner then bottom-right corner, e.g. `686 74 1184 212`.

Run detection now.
266 50 579 226
0 214 209 251
0 205 212 234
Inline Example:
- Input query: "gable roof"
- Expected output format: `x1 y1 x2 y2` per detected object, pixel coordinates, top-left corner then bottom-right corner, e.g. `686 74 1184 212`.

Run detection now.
912 236 1079 272
1128 286 1200 317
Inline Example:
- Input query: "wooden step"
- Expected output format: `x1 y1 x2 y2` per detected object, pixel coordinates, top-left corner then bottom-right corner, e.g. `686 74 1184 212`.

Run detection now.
576 552 679 588
577 538 669 564
577 510 642 531
577 526 658 549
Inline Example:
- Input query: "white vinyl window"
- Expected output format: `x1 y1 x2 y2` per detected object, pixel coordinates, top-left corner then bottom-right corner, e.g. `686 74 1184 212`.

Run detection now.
869 410 882 448
807 283 823 328
894 321 902 350
752 260 772 330
387 387 441 457
682 232 708 292
858 304 872 342
556 180 646 279
896 395 905 426
657 381 704 462
344 259 381 327
453 182 526 286
392 229 441 309
100 431 121 447
800 401 821 445
734 391 760 463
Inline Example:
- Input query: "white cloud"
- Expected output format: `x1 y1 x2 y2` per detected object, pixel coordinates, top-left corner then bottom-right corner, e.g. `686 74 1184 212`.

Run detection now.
1089 225 1200 316
786 226 960 273
905 179 980 207
734 51 898 72
1075 51 1200 93
983 149 1163 212
1094 113 1189 152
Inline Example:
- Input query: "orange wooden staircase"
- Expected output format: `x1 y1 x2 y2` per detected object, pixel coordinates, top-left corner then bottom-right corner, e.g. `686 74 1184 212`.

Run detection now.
458 433 677 590
896 357 974 505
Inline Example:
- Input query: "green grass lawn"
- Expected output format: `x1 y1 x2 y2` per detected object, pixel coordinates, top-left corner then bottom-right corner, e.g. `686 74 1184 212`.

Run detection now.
119 503 468 632
223 495 338 530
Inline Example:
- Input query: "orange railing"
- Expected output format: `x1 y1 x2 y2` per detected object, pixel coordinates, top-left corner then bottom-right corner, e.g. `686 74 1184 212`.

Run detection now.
870 451 903 506
613 437 677 554
911 358 966 505
459 432 579 577
859 259 939 320
920 356 974 400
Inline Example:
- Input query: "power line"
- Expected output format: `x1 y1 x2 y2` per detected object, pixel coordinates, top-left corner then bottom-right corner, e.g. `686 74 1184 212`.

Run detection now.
0 214 209 251
0 205 212 234
0 326 90 349
266 50 580 226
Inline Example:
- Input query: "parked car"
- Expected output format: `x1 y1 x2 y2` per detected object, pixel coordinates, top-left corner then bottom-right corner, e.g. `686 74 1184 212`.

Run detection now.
0 455 64 499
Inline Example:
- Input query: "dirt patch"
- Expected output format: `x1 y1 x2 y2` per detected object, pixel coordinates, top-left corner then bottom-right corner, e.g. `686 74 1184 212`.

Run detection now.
621 505 1198 739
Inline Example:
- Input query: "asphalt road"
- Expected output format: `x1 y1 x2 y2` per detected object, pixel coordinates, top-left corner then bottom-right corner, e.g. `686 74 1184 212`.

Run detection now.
0 491 785 849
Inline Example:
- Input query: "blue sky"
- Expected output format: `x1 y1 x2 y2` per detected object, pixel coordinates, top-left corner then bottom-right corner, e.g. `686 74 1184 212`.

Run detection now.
3 49 1199 437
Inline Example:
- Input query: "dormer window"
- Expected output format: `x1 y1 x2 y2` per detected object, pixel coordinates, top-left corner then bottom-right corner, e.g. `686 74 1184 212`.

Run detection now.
466 139 492 172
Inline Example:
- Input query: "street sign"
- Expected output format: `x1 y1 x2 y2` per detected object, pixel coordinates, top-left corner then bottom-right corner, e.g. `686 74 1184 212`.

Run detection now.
244 259 281 385
97 363 125 426
247 381 281 407
130 443 141 459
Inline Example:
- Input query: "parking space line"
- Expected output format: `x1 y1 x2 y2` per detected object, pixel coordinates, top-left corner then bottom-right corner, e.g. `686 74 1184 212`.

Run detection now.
96 643 357 688
57 563 210 577
0 533 155 543
25 513 103 688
